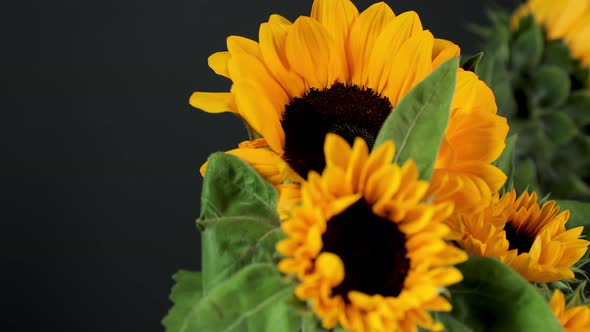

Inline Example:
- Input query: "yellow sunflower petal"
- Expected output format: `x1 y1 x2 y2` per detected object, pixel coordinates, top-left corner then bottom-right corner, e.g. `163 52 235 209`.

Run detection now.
347 1 396 86
432 39 461 69
311 0 359 81
367 11 424 95
324 133 352 170
189 91 234 114
285 16 344 89
259 17 307 98
226 35 260 57
208 51 231 78
228 52 290 115
232 81 285 154
383 30 435 105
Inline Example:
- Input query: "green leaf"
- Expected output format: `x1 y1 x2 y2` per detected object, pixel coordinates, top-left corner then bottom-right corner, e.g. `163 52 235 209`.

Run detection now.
553 135 590 177
200 217 285 290
172 263 299 332
542 112 578 145
447 256 562 332
301 315 330 332
199 153 282 290
550 173 590 201
572 63 590 89
429 312 474 332
493 134 517 184
510 15 544 71
560 91 590 126
163 271 203 332
542 40 574 71
461 53 484 73
513 159 542 195
529 65 571 108
555 200 590 235
373 57 458 180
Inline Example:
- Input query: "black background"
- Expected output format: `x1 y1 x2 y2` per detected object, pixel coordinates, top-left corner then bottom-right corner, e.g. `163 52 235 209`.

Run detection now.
5 0 518 331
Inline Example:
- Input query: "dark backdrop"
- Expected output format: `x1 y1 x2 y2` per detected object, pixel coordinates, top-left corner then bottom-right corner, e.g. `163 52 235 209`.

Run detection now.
4 0 519 331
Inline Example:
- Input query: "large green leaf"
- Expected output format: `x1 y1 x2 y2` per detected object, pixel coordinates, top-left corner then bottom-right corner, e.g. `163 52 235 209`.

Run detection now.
169 263 299 332
200 152 279 222
199 153 282 290
163 271 203 332
373 57 458 180
555 200 590 236
446 256 561 332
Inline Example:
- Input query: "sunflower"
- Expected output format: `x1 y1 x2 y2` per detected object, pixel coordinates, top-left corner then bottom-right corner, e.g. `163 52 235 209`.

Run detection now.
550 290 590 332
276 133 468 332
450 190 590 283
512 0 590 67
192 0 509 214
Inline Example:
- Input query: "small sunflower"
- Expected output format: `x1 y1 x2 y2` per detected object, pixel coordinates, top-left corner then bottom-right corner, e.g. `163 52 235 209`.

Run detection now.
276 134 468 332
450 190 590 283
512 0 590 67
550 290 590 332
193 0 509 214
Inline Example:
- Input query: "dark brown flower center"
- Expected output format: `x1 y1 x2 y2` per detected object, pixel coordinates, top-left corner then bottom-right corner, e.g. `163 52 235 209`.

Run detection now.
281 83 393 178
321 199 409 302
504 221 535 254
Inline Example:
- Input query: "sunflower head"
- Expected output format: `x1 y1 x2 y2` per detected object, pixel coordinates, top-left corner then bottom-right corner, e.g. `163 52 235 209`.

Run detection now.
451 189 590 283
191 0 508 215
550 290 590 331
276 134 467 332
512 0 590 69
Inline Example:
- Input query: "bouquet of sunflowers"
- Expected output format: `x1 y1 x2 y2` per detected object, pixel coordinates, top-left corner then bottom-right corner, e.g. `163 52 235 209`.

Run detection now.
163 1 590 331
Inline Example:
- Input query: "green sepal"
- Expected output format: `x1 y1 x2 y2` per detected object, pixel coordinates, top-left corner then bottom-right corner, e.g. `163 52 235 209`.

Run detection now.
199 153 282 290
529 65 571 108
373 57 458 180
513 159 542 195
444 256 562 332
461 52 484 73
568 281 589 307
163 271 204 332
493 134 518 188
510 15 544 72
556 200 590 237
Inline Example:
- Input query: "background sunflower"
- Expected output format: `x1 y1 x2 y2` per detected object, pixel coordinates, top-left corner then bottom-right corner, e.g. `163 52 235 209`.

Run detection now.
450 190 590 283
550 290 590 331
